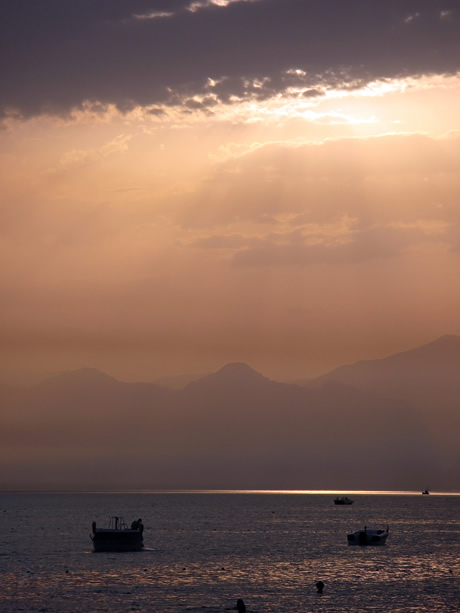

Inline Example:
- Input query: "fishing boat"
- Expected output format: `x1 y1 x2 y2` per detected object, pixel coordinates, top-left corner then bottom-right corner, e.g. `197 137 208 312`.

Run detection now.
347 526 389 546
90 516 144 552
334 496 354 505
422 489 430 495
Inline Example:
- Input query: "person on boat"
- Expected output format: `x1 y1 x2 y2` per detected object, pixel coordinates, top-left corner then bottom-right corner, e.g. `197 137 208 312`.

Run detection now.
131 518 143 531
92 521 97 534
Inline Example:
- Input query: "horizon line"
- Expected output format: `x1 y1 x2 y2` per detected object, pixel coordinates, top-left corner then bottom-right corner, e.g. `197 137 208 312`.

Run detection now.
2 489 459 496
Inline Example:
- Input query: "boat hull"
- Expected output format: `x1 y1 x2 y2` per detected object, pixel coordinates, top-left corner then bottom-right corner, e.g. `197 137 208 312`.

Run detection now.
334 497 353 505
91 529 144 552
347 529 388 546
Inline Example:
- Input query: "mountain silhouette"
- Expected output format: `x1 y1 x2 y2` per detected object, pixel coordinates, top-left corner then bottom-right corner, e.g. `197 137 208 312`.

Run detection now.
306 334 460 427
0 336 457 491
183 362 290 401
37 367 120 389
188 362 267 386
308 334 460 400
305 334 460 484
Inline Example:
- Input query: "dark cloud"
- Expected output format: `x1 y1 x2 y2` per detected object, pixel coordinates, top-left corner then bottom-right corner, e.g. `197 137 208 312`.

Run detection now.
1 0 460 118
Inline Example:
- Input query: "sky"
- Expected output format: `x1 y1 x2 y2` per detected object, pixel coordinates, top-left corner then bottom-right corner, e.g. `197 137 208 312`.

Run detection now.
1 0 460 383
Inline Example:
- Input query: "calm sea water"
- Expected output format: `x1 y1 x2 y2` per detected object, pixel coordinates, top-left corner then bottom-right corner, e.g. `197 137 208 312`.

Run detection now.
0 492 459 612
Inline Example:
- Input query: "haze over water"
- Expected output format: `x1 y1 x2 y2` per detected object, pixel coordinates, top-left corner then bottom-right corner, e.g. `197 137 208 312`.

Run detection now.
1 491 459 612
2 335 459 493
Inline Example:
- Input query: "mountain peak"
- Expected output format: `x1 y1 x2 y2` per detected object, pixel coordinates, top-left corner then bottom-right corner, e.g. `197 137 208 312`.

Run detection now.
394 334 460 362
426 334 460 348
309 334 460 406
185 362 268 392
215 362 265 379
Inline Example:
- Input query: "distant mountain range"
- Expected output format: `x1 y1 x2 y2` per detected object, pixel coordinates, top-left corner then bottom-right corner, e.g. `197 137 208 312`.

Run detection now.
1 335 458 491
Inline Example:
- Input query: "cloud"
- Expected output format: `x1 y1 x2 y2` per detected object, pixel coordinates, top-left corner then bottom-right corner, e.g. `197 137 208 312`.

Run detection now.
178 133 460 228
185 217 448 268
231 224 439 267
57 134 132 170
404 12 421 25
187 0 259 12
173 132 460 265
132 11 175 20
1 0 459 119
440 10 454 22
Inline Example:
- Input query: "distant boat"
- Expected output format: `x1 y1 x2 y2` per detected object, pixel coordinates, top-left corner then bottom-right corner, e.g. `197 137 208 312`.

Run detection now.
334 496 354 505
347 526 389 546
90 516 144 552
422 489 430 495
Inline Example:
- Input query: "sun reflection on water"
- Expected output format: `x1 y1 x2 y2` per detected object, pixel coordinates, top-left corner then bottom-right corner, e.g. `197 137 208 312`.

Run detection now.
0 492 458 613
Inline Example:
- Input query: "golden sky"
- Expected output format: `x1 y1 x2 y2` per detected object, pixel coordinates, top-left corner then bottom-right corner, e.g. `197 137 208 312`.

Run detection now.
1 1 460 382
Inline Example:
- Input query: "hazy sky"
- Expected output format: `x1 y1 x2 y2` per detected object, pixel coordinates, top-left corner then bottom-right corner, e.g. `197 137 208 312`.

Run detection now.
2 0 460 382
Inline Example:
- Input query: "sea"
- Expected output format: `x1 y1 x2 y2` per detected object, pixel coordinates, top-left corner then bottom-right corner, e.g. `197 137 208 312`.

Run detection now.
0 491 459 613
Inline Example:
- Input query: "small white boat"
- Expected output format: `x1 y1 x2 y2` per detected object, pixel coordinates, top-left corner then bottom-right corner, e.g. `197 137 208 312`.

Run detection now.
347 526 389 546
